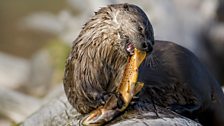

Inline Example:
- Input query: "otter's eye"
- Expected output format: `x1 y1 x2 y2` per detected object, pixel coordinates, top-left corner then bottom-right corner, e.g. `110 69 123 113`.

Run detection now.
138 26 143 32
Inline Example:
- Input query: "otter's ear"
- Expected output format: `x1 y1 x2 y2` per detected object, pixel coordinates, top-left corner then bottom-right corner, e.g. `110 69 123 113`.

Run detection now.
123 3 129 11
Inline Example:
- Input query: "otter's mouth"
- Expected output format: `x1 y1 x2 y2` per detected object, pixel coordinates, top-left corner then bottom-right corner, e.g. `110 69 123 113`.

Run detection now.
126 42 135 55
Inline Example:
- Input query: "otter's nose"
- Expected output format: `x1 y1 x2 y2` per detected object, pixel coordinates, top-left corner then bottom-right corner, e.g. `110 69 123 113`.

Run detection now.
140 42 153 53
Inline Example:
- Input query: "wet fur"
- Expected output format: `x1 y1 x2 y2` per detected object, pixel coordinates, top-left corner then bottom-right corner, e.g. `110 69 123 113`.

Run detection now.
63 4 153 114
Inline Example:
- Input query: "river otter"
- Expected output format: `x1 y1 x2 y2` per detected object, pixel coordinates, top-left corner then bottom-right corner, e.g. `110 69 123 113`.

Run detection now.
63 3 224 126
63 3 153 114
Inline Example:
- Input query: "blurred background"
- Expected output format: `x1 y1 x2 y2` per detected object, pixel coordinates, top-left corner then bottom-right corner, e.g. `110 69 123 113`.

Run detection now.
0 0 223 125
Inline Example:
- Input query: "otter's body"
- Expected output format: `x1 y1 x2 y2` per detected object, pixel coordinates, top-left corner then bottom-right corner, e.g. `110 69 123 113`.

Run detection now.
137 40 224 126
63 4 154 114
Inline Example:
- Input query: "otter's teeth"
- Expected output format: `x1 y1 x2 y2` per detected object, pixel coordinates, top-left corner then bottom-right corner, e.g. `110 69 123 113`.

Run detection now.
127 43 134 55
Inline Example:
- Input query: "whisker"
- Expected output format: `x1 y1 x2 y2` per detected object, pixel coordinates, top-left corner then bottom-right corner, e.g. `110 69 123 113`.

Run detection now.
145 54 159 70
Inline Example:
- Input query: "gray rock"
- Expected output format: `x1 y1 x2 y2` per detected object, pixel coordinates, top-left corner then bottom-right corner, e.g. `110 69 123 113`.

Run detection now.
0 87 41 123
111 117 200 126
25 49 53 97
67 0 117 13
43 84 65 103
0 118 11 126
21 95 201 126
0 52 29 89
21 12 65 34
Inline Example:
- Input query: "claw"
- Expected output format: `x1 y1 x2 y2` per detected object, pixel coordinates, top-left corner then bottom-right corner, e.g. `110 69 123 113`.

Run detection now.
81 94 120 126
81 107 118 126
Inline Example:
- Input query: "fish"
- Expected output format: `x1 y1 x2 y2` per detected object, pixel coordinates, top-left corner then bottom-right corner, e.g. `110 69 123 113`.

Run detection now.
118 48 146 111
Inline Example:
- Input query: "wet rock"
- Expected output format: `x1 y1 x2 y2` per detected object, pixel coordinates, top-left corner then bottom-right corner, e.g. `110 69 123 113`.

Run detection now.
24 49 53 97
0 118 11 126
0 52 29 89
21 12 65 35
67 0 116 13
21 95 201 126
0 87 41 123
43 84 64 103
20 39 70 97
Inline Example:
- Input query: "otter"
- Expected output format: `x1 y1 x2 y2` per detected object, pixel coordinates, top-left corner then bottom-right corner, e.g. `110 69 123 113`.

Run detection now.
63 3 224 126
63 3 154 114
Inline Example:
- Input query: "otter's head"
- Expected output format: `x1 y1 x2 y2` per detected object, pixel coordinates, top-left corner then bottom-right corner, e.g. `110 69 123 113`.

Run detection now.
108 4 154 55
78 3 154 58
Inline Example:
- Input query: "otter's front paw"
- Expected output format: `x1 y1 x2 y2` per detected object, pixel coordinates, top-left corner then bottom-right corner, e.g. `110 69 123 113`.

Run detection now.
96 92 120 106
80 94 120 126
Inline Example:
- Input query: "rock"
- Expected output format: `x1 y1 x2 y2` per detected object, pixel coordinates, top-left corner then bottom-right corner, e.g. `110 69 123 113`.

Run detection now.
0 52 29 89
43 84 65 103
21 40 70 97
21 96 78 126
67 0 116 13
87 0 117 12
24 49 53 97
0 87 41 123
111 116 200 126
0 118 11 126
21 11 82 46
21 95 201 126
21 12 65 35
